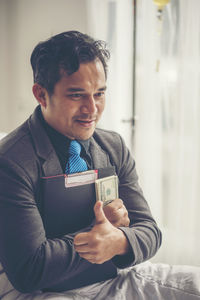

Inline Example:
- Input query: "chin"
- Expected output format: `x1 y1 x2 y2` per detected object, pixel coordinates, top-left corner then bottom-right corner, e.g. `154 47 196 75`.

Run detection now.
78 134 93 141
77 130 95 141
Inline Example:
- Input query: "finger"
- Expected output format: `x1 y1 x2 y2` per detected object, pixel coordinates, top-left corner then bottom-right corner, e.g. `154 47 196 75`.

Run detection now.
123 210 130 223
74 244 91 253
94 201 108 224
74 232 90 245
104 205 124 220
114 198 123 206
105 198 123 210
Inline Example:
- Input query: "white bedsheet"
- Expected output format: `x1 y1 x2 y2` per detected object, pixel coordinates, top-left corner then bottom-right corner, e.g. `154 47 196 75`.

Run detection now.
1 261 200 299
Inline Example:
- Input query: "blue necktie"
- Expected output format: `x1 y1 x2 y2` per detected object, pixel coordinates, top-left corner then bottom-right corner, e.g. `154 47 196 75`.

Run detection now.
65 140 88 174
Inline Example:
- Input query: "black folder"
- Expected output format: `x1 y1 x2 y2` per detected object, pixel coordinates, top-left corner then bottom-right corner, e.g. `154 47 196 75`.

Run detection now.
41 167 116 238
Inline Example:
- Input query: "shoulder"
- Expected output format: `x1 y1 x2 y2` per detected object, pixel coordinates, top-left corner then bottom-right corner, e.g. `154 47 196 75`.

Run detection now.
94 127 124 148
0 119 34 162
0 106 44 162
0 120 29 155
0 117 40 185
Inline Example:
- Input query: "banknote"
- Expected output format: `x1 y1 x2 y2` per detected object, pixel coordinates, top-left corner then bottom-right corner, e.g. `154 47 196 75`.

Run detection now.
95 175 119 206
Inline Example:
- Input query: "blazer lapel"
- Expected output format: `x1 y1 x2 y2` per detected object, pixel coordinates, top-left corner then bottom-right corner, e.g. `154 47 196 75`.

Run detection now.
28 106 63 177
90 136 112 169
41 151 63 177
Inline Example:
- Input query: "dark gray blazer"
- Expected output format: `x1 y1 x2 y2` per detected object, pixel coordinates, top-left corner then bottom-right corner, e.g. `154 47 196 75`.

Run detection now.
0 106 162 293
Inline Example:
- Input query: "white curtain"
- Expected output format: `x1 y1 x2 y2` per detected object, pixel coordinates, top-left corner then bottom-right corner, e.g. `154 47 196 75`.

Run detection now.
134 0 200 266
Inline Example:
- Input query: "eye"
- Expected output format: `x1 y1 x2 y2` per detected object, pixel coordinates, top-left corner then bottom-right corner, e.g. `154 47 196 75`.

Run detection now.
67 93 83 100
95 91 105 98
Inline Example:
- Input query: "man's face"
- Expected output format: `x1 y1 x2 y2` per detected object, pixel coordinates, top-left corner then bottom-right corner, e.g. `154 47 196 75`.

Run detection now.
40 59 106 140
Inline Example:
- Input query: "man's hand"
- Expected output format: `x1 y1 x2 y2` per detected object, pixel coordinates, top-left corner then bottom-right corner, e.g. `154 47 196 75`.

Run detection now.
103 198 130 228
74 201 130 264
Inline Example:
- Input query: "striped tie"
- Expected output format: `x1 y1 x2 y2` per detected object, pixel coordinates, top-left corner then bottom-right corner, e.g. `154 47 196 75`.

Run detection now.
65 140 88 174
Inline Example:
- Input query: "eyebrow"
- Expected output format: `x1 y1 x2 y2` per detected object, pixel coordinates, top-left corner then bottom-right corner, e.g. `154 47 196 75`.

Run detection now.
66 86 107 93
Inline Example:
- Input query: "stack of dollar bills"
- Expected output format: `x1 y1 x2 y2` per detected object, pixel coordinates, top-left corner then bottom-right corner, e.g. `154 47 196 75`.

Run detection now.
95 175 119 206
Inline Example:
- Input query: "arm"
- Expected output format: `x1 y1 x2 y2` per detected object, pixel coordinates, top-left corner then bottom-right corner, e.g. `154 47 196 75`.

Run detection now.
75 131 162 268
0 157 94 293
112 134 162 268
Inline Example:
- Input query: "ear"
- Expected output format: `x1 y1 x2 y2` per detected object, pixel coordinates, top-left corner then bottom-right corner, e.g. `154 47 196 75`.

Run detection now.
32 83 48 108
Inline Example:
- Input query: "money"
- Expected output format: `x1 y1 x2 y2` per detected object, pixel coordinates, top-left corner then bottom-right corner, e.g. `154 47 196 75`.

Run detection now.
95 175 119 206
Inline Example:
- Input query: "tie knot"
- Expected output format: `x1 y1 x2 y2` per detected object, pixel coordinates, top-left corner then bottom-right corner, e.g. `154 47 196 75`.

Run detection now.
68 140 81 156
66 140 88 174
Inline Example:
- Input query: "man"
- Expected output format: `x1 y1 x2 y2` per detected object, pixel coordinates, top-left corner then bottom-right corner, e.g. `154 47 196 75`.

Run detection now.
0 31 163 298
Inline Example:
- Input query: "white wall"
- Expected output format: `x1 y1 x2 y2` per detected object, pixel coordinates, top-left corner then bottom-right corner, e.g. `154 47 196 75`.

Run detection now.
0 0 87 132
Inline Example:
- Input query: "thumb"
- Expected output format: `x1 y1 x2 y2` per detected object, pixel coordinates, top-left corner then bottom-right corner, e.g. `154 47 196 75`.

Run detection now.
94 201 108 224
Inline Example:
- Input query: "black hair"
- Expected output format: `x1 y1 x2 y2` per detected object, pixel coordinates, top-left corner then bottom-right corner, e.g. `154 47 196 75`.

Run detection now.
30 31 110 95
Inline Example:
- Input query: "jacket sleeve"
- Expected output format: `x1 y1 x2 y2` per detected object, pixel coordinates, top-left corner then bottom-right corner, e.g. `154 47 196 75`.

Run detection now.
0 156 93 293
109 134 162 268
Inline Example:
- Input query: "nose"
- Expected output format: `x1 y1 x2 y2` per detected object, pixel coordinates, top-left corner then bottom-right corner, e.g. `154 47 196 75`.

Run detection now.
80 96 97 115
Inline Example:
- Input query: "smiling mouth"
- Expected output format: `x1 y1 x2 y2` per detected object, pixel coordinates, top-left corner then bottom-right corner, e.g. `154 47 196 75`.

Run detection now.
76 119 96 127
